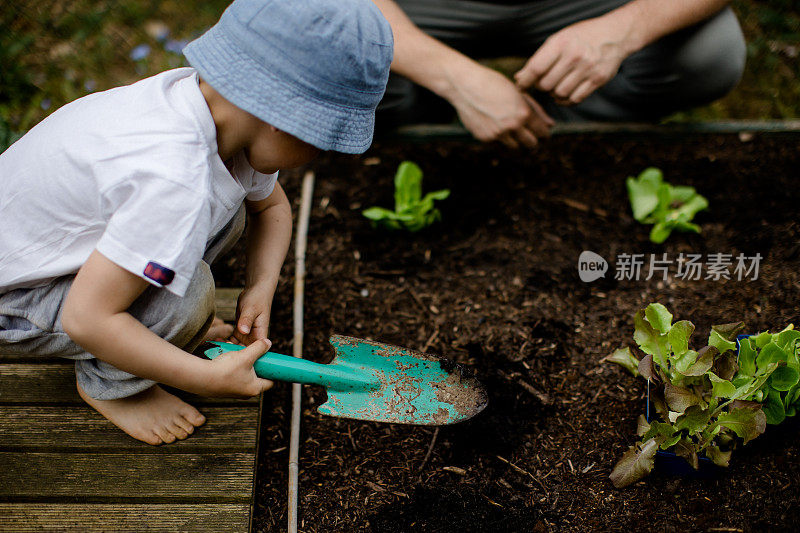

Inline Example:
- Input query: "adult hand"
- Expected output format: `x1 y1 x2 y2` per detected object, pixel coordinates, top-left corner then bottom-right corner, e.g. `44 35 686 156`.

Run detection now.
450 63 554 148
514 16 630 106
232 284 272 346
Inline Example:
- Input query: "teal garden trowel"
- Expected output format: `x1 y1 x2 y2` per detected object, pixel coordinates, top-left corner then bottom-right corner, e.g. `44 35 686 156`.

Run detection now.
203 335 487 425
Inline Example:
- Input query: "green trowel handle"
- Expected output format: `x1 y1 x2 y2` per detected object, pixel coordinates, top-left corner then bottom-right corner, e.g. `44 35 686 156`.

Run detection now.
205 341 378 391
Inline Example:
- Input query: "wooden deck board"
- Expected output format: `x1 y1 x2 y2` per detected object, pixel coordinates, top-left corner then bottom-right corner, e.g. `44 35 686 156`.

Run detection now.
0 405 257 448
0 452 254 499
0 288 263 532
0 503 251 532
215 288 243 322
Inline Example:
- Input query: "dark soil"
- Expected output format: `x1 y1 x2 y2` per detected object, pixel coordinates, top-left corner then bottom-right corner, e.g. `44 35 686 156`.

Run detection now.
212 133 800 532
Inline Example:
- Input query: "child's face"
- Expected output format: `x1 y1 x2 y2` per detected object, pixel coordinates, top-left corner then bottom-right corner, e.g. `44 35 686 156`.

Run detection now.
245 122 320 175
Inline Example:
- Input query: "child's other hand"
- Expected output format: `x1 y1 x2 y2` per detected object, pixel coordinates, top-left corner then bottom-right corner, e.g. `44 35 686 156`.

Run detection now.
233 285 272 346
207 339 273 398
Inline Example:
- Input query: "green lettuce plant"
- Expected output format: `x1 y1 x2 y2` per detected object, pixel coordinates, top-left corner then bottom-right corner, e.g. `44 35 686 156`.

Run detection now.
626 167 708 244
605 303 800 488
362 161 450 232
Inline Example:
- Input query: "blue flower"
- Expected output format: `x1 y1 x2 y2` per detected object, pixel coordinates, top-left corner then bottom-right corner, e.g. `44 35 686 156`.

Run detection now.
40 99 52 110
84 79 96 92
130 44 151 61
164 39 189 55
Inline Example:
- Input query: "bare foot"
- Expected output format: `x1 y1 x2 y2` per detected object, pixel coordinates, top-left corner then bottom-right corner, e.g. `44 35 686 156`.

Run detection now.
77 383 206 445
205 316 235 341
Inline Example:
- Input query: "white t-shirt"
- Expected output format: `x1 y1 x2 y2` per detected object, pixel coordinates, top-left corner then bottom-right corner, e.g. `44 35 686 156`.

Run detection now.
0 68 277 297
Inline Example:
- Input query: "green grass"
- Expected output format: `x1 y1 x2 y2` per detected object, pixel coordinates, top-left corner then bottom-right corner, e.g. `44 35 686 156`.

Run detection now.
1 0 229 142
1 0 798 151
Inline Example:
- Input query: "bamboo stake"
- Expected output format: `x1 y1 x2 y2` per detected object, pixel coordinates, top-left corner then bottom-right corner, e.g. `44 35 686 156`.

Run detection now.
288 170 315 533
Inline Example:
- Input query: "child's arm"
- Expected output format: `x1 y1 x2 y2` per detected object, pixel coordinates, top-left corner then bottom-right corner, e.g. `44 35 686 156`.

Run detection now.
61 251 272 398
232 181 293 345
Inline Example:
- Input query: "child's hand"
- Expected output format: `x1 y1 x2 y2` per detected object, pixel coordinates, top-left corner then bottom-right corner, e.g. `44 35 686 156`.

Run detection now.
207 339 273 398
232 285 273 346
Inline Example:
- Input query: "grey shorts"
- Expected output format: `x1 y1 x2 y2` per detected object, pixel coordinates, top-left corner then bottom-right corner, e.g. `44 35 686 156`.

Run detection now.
0 206 245 400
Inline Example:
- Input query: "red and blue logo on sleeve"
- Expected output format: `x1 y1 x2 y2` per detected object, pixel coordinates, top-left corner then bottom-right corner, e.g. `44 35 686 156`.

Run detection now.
143 261 175 286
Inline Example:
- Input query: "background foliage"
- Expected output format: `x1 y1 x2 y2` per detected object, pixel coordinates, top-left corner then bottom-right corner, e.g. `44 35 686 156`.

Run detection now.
1 0 798 151
1 0 228 141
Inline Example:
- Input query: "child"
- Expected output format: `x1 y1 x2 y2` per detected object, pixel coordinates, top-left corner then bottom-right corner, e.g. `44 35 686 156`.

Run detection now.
0 0 393 445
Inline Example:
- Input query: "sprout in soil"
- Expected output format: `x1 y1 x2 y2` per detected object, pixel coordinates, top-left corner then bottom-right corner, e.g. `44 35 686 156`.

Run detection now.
626 167 708 244
362 161 450 232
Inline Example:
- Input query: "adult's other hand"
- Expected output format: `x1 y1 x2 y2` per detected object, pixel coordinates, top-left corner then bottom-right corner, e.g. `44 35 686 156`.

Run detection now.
514 16 630 106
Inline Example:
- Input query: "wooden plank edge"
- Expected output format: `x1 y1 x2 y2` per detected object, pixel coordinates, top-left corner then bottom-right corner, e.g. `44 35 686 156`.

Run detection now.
248 392 265 533
388 119 800 142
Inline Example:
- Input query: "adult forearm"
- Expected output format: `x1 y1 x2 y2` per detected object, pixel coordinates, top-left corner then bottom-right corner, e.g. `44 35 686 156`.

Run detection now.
371 0 474 101
371 0 554 147
606 0 730 56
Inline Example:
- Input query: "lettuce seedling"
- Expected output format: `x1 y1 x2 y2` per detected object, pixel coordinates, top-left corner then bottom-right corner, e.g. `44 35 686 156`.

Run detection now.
362 161 450 232
605 303 800 488
626 167 708 244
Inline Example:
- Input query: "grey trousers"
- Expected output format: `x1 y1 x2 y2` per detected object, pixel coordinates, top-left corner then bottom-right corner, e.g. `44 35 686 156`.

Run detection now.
0 206 245 400
378 0 746 126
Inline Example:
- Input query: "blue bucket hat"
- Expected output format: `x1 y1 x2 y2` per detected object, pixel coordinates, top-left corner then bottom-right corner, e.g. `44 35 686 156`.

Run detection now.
184 0 393 154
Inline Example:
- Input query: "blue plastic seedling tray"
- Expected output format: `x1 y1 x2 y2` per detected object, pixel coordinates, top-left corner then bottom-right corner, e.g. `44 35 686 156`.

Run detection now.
646 335 751 477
